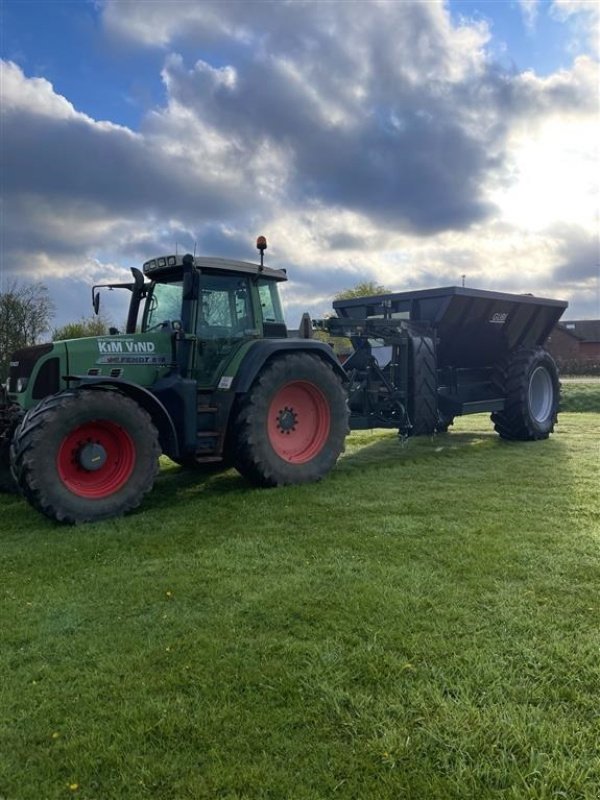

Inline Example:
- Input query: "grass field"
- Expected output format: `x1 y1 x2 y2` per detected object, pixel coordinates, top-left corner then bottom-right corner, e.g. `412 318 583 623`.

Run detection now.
1 400 599 798
560 380 600 413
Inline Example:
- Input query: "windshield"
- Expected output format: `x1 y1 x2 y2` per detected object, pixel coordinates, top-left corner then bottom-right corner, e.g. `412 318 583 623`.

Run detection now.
144 281 183 331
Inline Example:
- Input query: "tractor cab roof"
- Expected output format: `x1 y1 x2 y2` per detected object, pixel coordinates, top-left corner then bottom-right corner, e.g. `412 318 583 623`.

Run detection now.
143 254 287 282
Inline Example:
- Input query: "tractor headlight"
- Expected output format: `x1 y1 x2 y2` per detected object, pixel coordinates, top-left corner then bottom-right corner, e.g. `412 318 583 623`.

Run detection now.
16 377 29 393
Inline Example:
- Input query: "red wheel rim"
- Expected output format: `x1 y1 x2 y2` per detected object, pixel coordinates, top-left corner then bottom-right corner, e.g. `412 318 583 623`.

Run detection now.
57 420 136 498
267 381 331 464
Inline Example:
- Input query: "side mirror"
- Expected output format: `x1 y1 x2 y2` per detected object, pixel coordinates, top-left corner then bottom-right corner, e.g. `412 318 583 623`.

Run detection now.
93 290 100 315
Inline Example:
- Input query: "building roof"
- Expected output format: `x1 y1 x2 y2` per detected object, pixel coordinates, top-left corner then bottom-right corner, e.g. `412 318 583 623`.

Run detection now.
559 320 600 343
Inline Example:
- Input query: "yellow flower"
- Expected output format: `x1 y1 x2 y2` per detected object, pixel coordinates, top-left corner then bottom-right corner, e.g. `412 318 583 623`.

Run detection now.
68 783 79 791
51 732 60 739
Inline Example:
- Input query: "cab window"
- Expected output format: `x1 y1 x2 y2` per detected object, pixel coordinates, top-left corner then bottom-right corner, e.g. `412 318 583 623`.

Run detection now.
144 280 183 331
199 274 254 338
257 279 284 323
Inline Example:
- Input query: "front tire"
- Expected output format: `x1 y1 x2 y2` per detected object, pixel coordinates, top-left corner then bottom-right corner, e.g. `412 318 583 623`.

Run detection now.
491 347 560 441
232 353 349 487
11 390 160 523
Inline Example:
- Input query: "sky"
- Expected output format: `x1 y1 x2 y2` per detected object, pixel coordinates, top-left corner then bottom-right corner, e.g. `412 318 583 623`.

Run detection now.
1 0 598 330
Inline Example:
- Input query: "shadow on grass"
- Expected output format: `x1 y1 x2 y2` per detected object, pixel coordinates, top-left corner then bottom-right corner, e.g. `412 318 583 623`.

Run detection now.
148 424 569 507
0 422 572 533
338 427 502 472
145 460 244 507
147 431 483 503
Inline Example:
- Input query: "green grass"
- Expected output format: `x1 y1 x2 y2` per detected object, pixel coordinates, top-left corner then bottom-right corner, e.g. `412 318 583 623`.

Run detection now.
560 380 600 413
1 413 599 799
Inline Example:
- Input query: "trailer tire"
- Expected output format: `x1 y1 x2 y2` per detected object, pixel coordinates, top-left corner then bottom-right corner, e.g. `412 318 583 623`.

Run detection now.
491 347 559 441
232 353 349 487
11 390 160 523
409 336 438 436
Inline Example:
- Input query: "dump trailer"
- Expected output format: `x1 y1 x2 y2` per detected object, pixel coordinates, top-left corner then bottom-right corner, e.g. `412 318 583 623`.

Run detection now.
0 240 567 524
328 285 567 439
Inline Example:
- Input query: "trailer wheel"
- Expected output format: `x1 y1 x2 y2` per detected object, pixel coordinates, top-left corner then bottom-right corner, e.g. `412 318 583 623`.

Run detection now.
232 353 349 487
491 347 560 441
409 336 438 436
11 390 160 523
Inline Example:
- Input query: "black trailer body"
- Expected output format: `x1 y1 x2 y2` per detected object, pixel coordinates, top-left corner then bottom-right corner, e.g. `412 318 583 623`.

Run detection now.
328 286 567 439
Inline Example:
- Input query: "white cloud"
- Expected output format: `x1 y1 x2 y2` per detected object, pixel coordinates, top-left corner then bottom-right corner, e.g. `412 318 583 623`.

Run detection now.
518 0 540 30
551 0 600 53
491 117 599 231
1 60 80 119
1 1 599 324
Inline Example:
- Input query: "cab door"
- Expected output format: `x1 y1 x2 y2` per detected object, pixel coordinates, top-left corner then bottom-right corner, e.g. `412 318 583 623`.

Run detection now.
193 272 257 386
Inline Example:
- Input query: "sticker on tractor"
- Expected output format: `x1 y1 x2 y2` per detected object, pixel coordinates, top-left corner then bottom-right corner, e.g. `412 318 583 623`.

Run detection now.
95 339 168 365
218 376 234 389
97 339 156 354
489 313 508 324
96 355 169 365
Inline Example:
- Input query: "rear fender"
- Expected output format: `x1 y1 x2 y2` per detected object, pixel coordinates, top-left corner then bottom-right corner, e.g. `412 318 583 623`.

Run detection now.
231 340 347 394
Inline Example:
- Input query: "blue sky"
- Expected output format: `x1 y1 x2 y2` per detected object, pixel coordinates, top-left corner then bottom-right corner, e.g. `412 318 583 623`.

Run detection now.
1 0 598 328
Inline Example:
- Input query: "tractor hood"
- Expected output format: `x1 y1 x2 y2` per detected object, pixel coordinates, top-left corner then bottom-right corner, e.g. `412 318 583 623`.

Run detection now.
65 332 175 387
6 332 176 407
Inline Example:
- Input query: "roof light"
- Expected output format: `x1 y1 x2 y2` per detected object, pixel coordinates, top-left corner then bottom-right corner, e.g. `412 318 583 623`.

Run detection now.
256 235 267 271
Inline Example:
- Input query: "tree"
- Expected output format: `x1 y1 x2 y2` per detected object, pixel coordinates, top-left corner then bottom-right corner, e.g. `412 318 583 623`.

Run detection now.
0 281 55 380
53 315 110 341
334 280 390 301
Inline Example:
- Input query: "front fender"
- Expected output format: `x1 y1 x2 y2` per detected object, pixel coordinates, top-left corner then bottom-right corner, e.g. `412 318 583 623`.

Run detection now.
64 376 180 456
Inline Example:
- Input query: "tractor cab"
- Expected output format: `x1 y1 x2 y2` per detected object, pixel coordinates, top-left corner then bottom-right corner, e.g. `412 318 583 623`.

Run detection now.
91 244 289 387
140 253 287 335
139 253 288 386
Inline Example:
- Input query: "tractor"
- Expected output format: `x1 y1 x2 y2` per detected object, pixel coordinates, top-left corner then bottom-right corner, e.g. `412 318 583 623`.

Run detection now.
0 238 567 524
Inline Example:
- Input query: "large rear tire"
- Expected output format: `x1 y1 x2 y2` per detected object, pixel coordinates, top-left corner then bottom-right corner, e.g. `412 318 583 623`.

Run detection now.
11 390 160 523
408 336 438 436
491 347 559 441
232 353 349 487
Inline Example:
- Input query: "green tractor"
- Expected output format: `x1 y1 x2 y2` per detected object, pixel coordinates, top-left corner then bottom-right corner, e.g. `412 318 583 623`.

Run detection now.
0 239 349 523
1 237 566 525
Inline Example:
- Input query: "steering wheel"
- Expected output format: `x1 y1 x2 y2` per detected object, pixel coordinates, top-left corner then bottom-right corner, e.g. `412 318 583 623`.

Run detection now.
145 320 173 332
